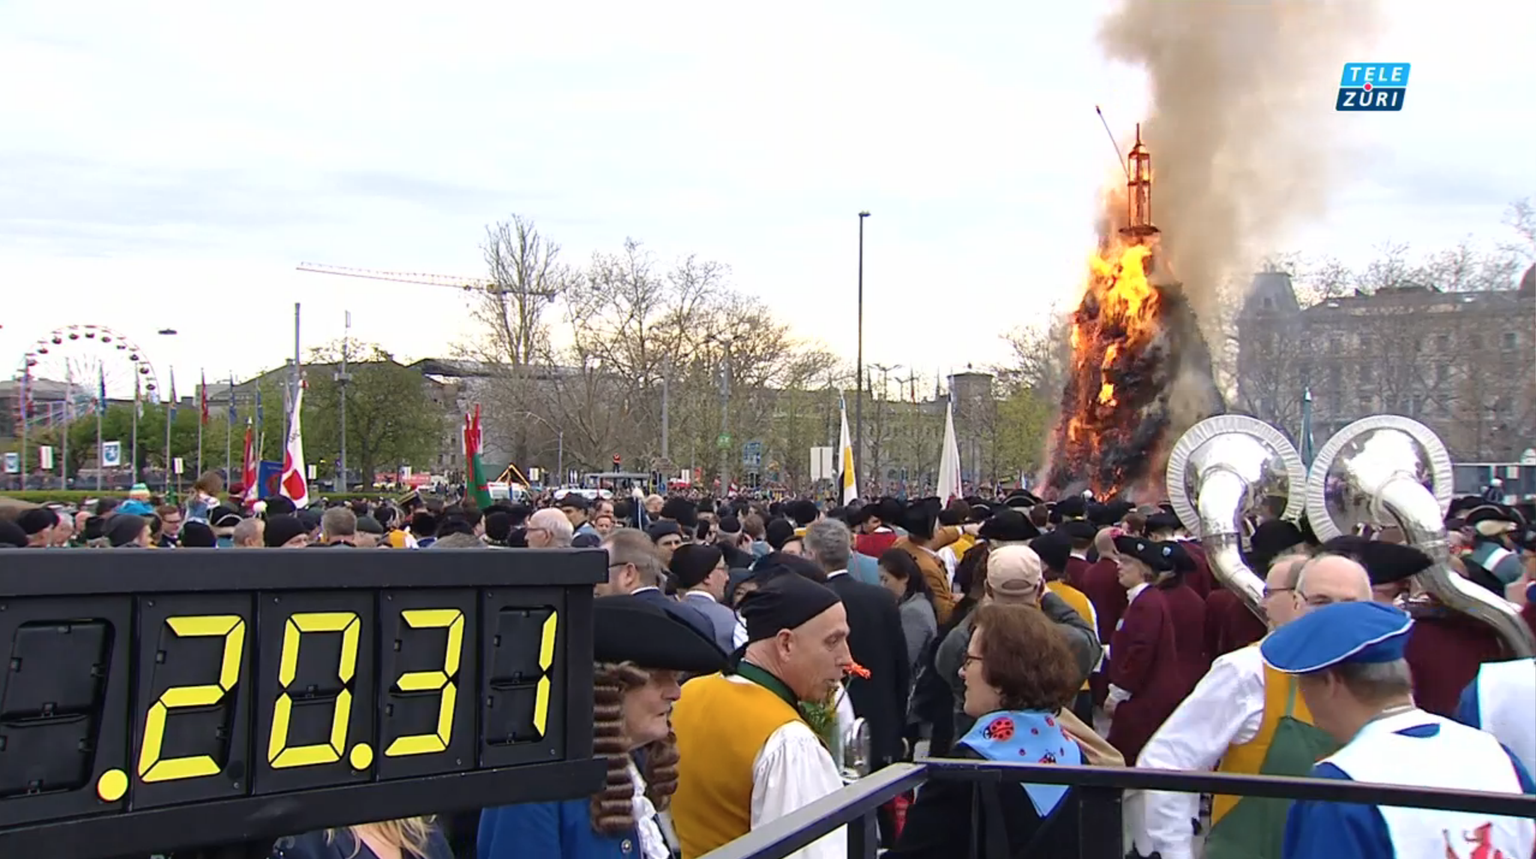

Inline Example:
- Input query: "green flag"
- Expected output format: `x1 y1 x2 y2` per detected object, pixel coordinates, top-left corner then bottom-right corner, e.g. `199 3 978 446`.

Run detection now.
464 404 493 509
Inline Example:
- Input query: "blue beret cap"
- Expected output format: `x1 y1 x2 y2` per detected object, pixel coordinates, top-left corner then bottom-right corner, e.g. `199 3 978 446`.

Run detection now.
1260 601 1413 674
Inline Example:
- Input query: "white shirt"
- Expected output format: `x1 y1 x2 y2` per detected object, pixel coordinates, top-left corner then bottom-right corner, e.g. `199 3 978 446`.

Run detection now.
718 675 847 859
1128 646 1268 859
627 759 670 859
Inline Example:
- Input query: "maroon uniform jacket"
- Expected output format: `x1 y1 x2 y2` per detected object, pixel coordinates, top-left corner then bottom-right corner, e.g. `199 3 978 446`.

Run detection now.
1108 587 1188 765
1524 599 1536 641
1404 603 1507 717
1159 582 1210 689
855 529 899 559
1179 541 1215 599
1079 558 1126 706
1064 555 1093 591
1204 589 1268 658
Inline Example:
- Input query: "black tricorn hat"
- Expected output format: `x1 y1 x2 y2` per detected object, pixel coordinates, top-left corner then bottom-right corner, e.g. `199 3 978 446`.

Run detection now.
1318 536 1433 586
1113 534 1175 573
594 594 727 674
1056 496 1087 520
979 508 1039 543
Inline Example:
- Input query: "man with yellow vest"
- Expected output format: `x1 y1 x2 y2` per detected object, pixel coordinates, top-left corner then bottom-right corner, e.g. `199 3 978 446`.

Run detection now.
1128 551 1373 859
670 572 854 859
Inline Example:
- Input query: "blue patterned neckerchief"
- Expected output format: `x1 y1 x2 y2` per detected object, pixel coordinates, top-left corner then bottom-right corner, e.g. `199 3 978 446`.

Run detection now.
959 710 1082 817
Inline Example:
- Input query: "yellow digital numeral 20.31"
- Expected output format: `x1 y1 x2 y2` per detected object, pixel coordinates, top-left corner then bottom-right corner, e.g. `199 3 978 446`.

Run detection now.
138 615 246 783
384 609 466 757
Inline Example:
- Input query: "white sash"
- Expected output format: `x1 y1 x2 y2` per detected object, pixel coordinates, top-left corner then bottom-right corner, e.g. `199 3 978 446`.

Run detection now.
1326 709 1534 859
1474 658 1536 776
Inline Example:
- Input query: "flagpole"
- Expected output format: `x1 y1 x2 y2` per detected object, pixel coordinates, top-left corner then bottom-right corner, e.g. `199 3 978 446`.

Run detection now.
95 372 104 493
165 368 175 495
18 368 27 491
61 373 71 489
196 369 205 477
131 375 140 483
225 372 234 483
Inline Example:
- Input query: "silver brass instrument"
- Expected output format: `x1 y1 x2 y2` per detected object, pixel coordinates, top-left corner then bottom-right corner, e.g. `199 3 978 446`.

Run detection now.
1306 415 1534 657
1167 415 1308 622
837 717 872 783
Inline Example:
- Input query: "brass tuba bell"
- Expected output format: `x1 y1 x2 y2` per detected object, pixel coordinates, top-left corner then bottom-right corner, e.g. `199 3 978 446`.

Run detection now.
1306 415 1534 657
1167 415 1308 621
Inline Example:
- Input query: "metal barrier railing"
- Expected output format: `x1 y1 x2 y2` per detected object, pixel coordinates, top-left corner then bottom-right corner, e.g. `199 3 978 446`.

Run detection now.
701 757 1536 859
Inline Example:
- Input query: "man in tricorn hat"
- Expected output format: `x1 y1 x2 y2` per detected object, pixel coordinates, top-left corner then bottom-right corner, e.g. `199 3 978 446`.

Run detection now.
1263 601 1534 859
670 574 853 859
1464 504 1528 594
1336 536 1510 718
477 594 726 859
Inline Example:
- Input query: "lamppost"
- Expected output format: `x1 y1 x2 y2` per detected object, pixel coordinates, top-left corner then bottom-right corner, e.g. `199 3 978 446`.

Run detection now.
519 411 564 486
158 330 177 494
856 210 870 494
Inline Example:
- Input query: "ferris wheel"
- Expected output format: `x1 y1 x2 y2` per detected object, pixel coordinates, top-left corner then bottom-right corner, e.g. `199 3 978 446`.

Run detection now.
18 325 161 416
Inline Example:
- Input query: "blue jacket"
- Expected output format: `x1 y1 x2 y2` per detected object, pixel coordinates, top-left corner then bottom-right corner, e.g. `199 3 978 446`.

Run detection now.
479 798 640 859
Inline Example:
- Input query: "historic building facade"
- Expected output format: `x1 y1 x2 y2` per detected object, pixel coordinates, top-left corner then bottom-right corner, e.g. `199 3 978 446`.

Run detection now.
1235 265 1536 462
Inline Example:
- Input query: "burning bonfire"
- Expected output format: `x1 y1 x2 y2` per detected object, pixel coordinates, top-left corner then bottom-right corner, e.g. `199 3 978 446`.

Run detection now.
1042 125 1223 500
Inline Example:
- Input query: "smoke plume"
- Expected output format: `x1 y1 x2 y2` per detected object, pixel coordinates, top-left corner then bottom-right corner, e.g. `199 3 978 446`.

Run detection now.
1098 0 1382 325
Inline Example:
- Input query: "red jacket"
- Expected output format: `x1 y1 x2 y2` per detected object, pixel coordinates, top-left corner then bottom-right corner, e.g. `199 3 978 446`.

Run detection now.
1108 587 1186 765
855 529 899 559
1180 541 1215 599
1404 604 1507 717
1204 588 1267 658
1159 582 1210 689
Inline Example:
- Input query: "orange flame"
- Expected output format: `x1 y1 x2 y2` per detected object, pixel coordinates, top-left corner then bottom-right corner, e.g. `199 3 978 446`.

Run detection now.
1048 234 1166 498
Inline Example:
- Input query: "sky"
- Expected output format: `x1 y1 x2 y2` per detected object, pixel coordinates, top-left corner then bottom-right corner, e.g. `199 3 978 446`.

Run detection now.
2 0 1532 400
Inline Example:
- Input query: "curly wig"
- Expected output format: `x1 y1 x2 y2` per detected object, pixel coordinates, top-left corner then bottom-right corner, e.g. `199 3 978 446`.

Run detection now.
589 661 680 836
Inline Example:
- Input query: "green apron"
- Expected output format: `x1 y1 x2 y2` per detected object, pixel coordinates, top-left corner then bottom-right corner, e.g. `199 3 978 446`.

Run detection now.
1203 679 1339 859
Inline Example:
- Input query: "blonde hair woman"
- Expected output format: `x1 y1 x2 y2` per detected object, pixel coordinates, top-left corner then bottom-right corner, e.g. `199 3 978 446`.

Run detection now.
271 818 450 859
479 595 726 859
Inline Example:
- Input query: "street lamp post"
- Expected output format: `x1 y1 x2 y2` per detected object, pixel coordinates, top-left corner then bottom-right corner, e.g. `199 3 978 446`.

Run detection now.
855 211 870 495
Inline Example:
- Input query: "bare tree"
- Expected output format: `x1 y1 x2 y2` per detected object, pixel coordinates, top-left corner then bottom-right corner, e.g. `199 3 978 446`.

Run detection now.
469 215 568 469
1502 196 1536 261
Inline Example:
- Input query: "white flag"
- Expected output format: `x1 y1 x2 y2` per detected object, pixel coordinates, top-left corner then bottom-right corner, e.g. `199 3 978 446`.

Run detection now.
838 396 858 505
279 384 310 508
936 402 963 506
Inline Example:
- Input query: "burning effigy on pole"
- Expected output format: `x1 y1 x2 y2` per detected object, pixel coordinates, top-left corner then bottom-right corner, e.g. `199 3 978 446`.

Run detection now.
1042 125 1224 501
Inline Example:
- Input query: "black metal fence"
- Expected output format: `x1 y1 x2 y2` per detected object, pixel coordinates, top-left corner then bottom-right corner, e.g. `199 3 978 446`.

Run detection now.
700 758 1536 859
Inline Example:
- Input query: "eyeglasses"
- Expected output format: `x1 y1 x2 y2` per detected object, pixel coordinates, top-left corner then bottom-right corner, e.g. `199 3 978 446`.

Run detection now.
1298 592 1336 607
1263 586 1295 599
962 653 984 668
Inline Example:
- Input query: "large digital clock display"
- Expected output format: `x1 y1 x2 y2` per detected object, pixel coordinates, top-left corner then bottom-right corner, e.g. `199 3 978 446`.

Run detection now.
0 547 605 858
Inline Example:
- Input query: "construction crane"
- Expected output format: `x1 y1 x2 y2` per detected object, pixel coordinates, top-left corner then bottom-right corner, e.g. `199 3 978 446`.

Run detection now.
296 262 557 298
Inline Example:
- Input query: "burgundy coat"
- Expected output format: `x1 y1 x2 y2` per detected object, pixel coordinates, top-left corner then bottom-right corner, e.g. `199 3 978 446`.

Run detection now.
1204 588 1268 658
1404 604 1507 717
1064 555 1093 591
1180 541 1215 599
1159 582 1210 689
1108 587 1186 765
1079 559 1127 644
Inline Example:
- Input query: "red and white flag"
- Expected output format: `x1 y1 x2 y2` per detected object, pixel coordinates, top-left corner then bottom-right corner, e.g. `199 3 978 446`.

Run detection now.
241 418 258 507
279 383 309 508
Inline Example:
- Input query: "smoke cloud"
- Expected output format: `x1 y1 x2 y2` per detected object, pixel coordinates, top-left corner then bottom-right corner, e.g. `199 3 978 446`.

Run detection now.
1098 0 1383 323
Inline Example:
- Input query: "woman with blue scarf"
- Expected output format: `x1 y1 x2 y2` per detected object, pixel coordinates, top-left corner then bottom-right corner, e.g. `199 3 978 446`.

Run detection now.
889 602 1084 858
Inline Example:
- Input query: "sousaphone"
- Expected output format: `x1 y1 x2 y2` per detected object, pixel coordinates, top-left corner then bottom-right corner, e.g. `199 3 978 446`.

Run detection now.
1167 415 1308 621
1306 415 1534 656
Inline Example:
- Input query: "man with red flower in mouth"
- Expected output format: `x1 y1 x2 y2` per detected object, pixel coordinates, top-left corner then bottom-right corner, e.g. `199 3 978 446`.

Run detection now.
670 572 853 859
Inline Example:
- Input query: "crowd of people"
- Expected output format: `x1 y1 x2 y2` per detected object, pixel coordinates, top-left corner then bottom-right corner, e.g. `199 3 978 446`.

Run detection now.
3 475 1535 859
